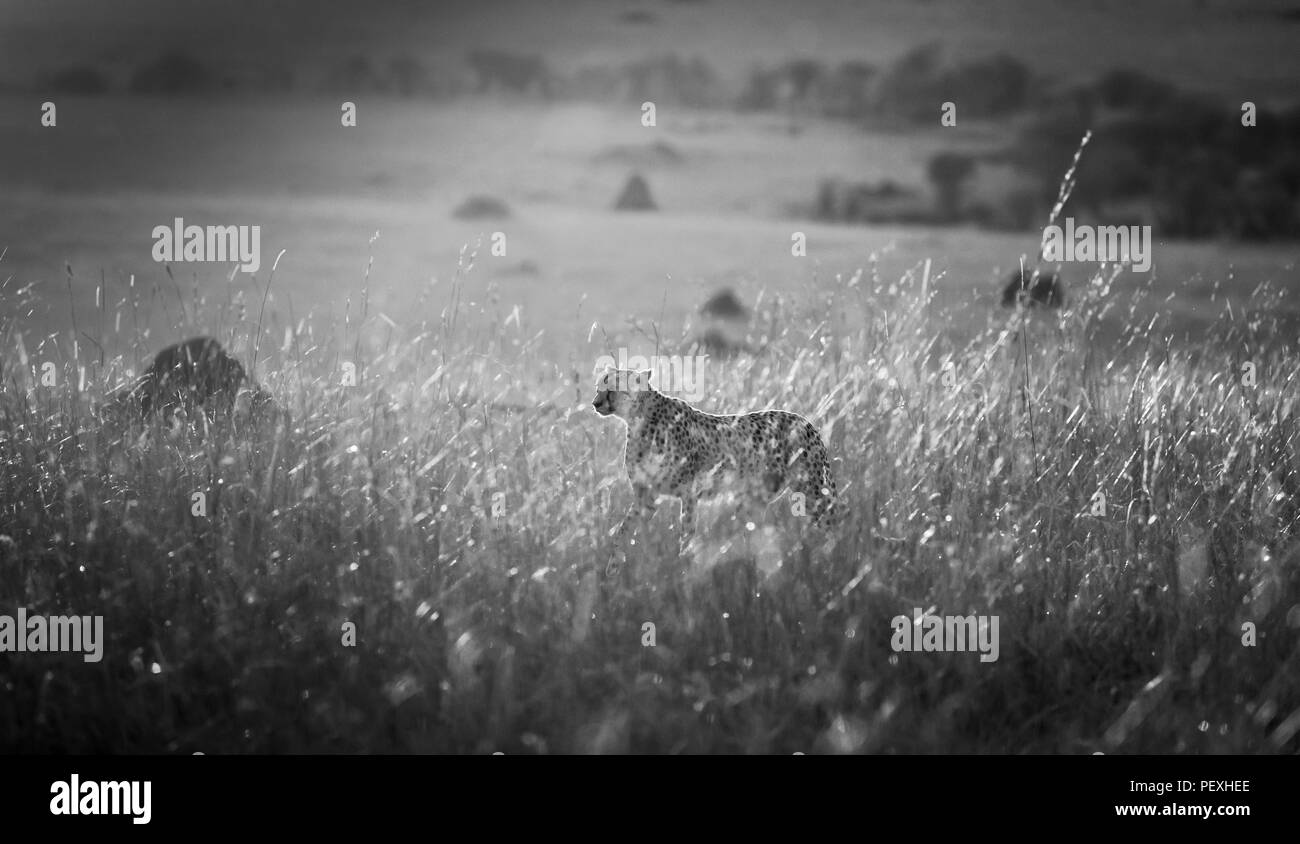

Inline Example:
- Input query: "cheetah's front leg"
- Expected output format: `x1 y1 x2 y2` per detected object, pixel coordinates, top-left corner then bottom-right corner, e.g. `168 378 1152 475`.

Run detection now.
607 484 658 577
611 483 657 547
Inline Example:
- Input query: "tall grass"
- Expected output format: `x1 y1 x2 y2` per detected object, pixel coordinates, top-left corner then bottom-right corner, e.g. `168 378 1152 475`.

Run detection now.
0 248 1297 753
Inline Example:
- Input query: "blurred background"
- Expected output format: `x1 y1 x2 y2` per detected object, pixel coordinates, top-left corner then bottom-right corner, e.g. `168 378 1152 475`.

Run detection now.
1 0 1298 356
3 0 1300 757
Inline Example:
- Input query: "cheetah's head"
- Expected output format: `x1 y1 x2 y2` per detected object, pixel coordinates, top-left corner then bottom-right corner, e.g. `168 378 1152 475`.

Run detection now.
591 366 653 418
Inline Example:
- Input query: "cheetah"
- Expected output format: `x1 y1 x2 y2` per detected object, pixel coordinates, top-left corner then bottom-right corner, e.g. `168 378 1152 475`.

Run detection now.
105 336 277 424
591 366 837 552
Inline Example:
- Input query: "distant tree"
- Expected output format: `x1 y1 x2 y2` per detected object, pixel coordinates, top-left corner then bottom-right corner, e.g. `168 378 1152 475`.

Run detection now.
823 61 876 118
816 179 842 220
1229 170 1298 240
1270 148 1300 196
1074 143 1151 204
325 55 390 94
622 54 723 108
1003 113 1092 212
467 50 551 96
1003 188 1045 231
1005 72 1300 242
1153 149 1234 237
129 52 213 95
874 42 943 122
1032 83 1098 126
783 59 827 101
927 152 976 221
1093 68 1176 111
738 59 827 112
737 65 780 111
388 56 435 97
49 65 109 95
619 9 658 25
564 64 627 102
944 53 1032 116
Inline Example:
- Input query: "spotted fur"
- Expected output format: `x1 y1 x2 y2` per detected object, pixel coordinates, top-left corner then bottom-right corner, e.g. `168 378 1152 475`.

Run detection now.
592 367 837 548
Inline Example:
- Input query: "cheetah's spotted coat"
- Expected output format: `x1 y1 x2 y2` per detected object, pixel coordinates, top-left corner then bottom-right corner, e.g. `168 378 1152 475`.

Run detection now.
592 367 837 548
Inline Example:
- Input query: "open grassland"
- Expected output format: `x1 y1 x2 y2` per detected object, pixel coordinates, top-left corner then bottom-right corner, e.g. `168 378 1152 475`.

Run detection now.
1 251 1298 753
3 93 1296 357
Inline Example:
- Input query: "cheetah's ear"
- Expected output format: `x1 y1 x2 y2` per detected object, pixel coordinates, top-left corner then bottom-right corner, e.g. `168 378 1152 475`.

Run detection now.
639 368 653 388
